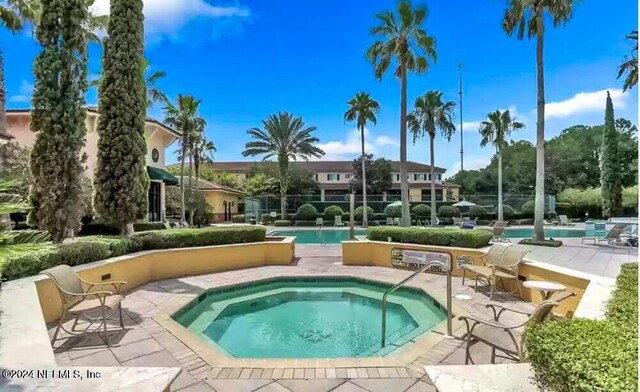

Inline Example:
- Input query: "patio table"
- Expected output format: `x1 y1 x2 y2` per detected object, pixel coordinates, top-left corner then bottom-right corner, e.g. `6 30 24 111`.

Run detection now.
523 280 566 301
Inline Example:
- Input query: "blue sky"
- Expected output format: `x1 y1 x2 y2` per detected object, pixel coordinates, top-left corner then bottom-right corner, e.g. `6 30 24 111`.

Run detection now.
3 0 638 175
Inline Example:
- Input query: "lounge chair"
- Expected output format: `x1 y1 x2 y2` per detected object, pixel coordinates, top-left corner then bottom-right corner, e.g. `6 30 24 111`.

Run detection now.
393 217 401 226
582 223 628 246
316 217 324 226
334 215 345 226
386 217 393 226
453 217 463 227
458 299 560 364
463 244 529 300
42 265 127 346
558 215 575 226
491 221 510 243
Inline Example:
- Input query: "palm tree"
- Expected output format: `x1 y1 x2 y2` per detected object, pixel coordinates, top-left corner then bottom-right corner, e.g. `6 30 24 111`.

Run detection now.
0 0 35 141
344 92 380 227
192 129 214 225
91 59 168 108
407 91 455 226
618 30 638 92
243 112 324 218
503 0 576 241
163 95 205 224
367 1 437 227
479 110 525 221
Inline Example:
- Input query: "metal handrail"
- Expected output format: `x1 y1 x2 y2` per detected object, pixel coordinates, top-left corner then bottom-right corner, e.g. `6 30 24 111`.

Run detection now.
381 258 453 347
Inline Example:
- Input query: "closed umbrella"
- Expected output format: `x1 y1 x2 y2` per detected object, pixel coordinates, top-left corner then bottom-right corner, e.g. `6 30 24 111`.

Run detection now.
452 200 476 208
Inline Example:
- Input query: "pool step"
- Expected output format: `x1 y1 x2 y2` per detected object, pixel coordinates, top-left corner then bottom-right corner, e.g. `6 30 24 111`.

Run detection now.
358 323 416 357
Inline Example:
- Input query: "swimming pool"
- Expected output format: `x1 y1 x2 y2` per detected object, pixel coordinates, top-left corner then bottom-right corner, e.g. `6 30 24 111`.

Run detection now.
173 277 446 358
270 229 367 244
504 228 599 238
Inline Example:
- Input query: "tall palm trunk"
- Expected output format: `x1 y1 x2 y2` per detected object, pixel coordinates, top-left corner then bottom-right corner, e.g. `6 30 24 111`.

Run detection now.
498 148 504 221
194 150 200 227
188 155 194 225
533 13 546 241
179 150 186 224
279 157 288 219
0 48 7 139
399 66 410 227
360 125 368 227
429 134 437 226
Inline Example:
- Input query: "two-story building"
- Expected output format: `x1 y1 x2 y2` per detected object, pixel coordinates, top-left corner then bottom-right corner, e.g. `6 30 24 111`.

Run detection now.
5 108 180 222
201 160 460 202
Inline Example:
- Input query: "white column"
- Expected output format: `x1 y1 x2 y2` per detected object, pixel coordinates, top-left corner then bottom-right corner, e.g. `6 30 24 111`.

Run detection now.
320 188 326 202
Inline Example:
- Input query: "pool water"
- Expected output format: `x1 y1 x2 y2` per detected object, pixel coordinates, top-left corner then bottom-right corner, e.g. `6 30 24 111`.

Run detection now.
173 278 446 358
504 228 599 238
270 229 366 244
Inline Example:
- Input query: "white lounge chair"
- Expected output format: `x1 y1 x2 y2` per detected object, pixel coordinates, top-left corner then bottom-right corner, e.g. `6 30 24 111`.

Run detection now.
316 217 324 226
334 215 345 226
386 217 393 226
558 215 575 226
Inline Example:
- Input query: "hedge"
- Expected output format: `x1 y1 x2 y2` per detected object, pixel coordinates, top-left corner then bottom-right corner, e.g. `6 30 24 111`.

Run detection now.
274 220 291 227
79 222 168 236
502 205 516 219
232 214 245 223
324 205 343 220
367 227 493 248
411 204 431 218
355 206 374 222
383 204 402 218
437 205 460 218
296 204 318 220
0 226 267 281
525 264 638 392
469 205 487 219
520 200 535 218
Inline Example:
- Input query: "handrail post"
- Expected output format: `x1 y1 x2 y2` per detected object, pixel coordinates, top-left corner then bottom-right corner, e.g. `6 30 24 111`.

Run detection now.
446 255 453 338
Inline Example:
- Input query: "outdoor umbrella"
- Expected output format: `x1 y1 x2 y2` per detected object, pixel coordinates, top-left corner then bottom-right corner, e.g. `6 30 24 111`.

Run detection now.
452 200 476 207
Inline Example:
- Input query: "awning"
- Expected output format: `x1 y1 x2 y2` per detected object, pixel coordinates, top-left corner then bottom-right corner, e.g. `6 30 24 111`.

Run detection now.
147 166 179 185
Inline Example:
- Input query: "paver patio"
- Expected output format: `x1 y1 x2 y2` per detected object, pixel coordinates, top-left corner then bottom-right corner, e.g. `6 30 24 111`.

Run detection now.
49 244 537 391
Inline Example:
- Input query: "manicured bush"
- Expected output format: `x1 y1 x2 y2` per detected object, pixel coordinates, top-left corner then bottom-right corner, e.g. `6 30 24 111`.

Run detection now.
274 220 291 227
525 263 638 392
367 227 493 248
502 205 515 219
469 205 487 219
411 204 431 218
520 200 535 218
437 205 460 218
296 203 318 220
294 220 319 226
355 206 374 222
324 205 343 220
0 227 267 280
383 204 402 218
232 214 245 223
373 212 387 222
133 222 167 232
341 213 351 222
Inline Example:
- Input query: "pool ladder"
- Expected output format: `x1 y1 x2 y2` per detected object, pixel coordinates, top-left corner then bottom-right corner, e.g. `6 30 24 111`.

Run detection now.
380 260 453 347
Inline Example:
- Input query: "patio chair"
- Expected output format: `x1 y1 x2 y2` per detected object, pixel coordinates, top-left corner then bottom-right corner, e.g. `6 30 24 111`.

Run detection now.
334 215 345 227
558 215 575 226
42 265 127 346
316 217 324 226
582 223 627 245
491 221 511 243
462 243 510 293
458 299 560 364
386 217 393 226
464 244 529 300
453 217 463 226
393 217 401 226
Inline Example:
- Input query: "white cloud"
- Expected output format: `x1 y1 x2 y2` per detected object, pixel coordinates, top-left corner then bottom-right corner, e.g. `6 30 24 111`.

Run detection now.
9 80 33 103
449 155 492 175
545 88 627 119
90 0 250 41
460 105 530 133
316 128 399 161
460 121 481 132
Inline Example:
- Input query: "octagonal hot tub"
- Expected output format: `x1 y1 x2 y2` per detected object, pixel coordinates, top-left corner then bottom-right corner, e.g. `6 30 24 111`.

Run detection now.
172 277 446 358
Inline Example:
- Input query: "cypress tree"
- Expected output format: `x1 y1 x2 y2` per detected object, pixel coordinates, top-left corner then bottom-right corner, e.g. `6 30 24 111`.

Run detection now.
28 0 88 243
93 0 148 235
601 91 623 218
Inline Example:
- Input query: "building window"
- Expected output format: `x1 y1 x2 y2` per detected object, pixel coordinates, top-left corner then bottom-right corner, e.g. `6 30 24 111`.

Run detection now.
437 173 442 181
315 174 318 181
148 182 161 222
395 174 400 181
345 173 351 179
327 173 340 181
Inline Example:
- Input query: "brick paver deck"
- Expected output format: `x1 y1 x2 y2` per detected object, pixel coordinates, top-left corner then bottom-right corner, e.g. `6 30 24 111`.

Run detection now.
50 244 534 392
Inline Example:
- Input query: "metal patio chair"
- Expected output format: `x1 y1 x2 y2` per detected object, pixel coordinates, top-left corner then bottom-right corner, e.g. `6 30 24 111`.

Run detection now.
458 299 560 364
42 265 127 346
463 244 529 300
491 221 511 243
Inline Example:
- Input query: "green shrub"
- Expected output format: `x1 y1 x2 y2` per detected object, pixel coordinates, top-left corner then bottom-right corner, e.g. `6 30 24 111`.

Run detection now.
294 220 321 226
367 227 493 248
324 205 343 220
341 213 351 222
0 227 267 280
525 263 638 392
437 205 460 218
518 239 563 247
355 206 374 222
383 204 402 218
502 205 515 219
274 220 291 227
79 222 121 236
469 205 487 219
134 222 167 232
411 204 431 218
232 214 245 223
296 203 318 220
520 200 535 218
373 212 387 222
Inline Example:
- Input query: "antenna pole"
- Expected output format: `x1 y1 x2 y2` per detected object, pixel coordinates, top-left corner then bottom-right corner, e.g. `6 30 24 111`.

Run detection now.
458 63 464 172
